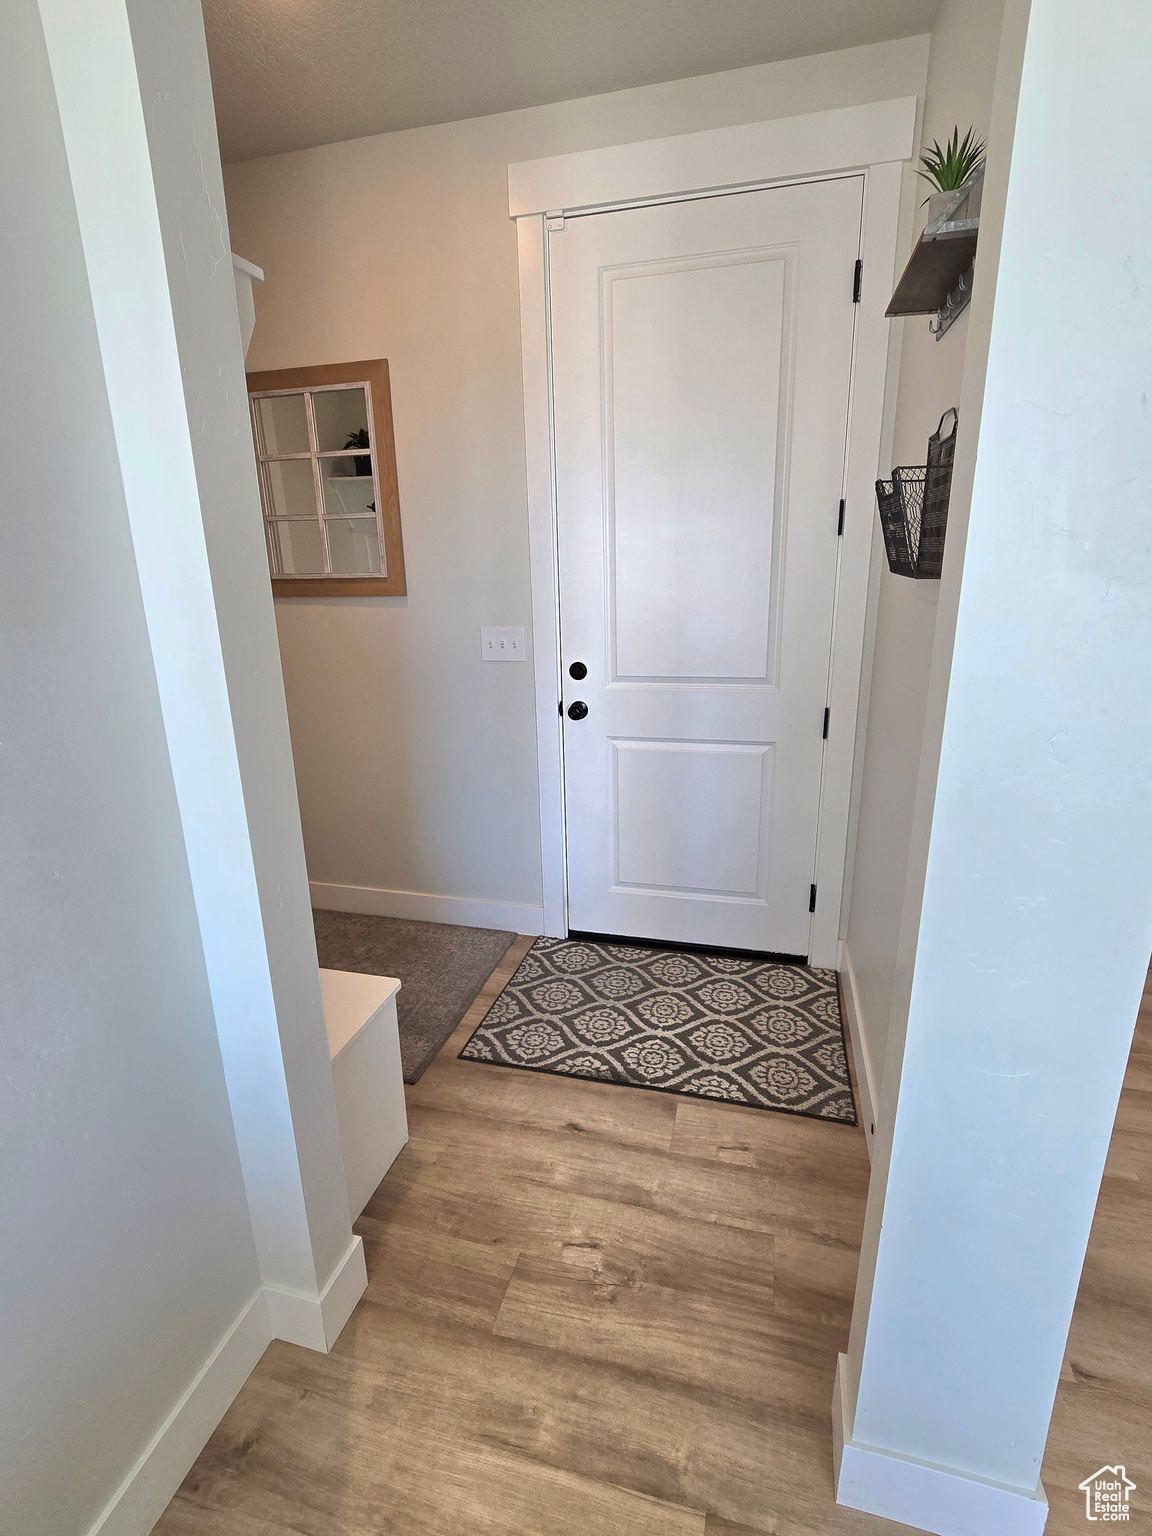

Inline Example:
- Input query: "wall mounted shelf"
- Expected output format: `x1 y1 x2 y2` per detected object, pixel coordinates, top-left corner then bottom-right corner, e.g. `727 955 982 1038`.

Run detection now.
886 166 983 337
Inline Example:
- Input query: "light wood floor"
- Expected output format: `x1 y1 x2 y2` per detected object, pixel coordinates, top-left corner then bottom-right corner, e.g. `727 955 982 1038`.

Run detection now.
157 940 1152 1535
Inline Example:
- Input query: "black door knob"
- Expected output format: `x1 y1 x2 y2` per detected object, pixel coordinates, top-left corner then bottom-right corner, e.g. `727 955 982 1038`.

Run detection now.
569 661 588 680
567 700 589 720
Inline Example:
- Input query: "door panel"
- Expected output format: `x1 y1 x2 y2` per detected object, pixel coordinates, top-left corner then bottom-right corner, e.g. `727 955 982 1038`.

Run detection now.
551 178 862 955
613 739 772 897
607 252 787 681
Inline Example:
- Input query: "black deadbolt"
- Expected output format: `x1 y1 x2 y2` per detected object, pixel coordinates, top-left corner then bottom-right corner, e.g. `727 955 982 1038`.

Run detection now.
567 700 589 721
568 661 588 680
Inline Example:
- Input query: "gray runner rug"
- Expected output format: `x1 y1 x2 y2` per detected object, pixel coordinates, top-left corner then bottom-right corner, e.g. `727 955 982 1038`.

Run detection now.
313 910 515 1083
460 936 856 1123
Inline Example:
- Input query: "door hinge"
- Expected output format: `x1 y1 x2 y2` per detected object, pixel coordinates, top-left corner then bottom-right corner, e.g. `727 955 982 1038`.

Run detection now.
809 884 817 913
852 259 863 303
822 707 830 740
837 498 846 536
546 209 566 232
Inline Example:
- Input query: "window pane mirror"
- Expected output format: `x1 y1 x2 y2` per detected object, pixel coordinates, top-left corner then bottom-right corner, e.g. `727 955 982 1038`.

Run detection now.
255 392 310 456
246 359 406 596
268 518 325 576
311 386 370 453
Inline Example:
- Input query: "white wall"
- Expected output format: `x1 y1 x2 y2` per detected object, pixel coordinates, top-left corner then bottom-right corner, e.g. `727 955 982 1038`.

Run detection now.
842 0 1007 1118
0 4 260 1532
124 0 361 1334
838 0 1152 1522
3 2 373 1529
223 36 930 928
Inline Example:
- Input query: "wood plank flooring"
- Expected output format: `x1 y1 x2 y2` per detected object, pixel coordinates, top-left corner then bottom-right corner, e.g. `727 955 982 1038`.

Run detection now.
156 938 1152 1535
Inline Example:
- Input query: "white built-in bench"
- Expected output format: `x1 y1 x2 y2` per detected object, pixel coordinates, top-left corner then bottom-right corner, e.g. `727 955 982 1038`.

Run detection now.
319 969 409 1222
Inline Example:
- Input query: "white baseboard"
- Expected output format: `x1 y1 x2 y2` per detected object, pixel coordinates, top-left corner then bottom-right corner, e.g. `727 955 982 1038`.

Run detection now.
84 1243 369 1536
87 1287 273 1536
839 943 878 1159
264 1235 367 1353
310 881 545 935
832 1356 1048 1536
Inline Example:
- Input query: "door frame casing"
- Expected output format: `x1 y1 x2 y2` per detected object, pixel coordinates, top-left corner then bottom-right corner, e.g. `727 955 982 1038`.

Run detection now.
512 99 917 966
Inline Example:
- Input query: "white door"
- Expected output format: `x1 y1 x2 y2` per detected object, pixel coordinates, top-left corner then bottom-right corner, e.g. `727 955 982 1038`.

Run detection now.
550 177 862 956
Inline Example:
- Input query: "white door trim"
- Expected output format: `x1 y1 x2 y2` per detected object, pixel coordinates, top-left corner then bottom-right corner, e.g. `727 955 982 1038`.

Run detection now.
513 100 915 965
508 99 917 217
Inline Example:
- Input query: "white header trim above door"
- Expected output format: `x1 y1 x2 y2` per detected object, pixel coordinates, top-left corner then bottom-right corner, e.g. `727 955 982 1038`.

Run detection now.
508 98 917 217
513 97 915 965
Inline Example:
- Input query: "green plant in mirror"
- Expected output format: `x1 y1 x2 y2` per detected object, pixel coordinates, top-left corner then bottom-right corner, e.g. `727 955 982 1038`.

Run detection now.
345 428 371 476
916 126 986 202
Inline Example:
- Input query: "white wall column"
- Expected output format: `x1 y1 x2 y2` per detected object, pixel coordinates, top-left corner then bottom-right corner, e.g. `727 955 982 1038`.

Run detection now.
835 0 1152 1531
37 0 365 1353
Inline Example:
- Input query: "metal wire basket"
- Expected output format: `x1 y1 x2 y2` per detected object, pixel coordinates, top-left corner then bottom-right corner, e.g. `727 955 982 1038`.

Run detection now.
875 409 957 579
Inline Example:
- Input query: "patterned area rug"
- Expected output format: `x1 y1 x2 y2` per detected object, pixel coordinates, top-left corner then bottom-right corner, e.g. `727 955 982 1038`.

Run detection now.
459 937 856 1123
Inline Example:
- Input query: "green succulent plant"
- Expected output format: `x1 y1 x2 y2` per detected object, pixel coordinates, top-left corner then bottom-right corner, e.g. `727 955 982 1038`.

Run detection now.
916 126 986 202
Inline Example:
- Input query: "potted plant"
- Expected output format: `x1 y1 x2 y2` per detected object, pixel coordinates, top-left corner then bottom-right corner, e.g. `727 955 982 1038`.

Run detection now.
916 126 986 221
345 428 372 476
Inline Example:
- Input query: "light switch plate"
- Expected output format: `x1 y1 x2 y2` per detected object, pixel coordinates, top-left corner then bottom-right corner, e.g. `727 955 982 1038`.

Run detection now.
480 626 526 662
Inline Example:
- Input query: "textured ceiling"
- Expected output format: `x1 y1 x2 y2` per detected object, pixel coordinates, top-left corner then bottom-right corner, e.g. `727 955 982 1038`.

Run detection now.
202 0 938 163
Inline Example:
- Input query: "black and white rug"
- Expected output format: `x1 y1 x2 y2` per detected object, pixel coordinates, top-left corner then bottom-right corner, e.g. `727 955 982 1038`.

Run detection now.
459 937 856 1123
